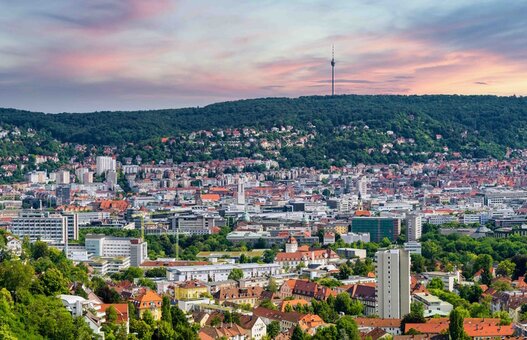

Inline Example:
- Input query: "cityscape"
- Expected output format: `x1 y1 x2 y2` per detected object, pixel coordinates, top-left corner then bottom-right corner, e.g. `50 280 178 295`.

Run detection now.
1 1 527 340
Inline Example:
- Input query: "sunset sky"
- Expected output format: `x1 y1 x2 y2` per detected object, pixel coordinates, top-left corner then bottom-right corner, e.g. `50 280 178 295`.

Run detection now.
1 0 526 112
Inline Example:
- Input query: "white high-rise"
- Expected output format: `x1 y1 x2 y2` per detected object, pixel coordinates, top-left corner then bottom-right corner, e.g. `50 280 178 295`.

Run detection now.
407 213 422 241
237 179 245 205
357 177 368 197
96 156 116 176
376 249 411 318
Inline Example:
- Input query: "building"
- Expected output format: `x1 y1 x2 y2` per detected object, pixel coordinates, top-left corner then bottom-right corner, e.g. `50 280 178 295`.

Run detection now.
96 156 116 176
130 290 163 320
412 292 453 317
58 295 105 338
56 185 71 205
340 232 370 244
406 213 422 241
336 248 367 259
88 256 130 275
214 286 263 307
10 211 68 244
350 217 401 242
403 241 422 255
422 271 460 292
85 234 148 267
55 170 70 185
323 232 335 245
376 249 411 318
174 280 209 300
166 263 281 282
170 214 221 235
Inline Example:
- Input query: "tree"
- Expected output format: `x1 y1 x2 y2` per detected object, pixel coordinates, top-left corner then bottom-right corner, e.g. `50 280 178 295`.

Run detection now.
228 268 244 281
106 306 118 324
162 296 172 324
40 268 69 296
449 308 470 340
267 320 280 339
401 302 425 331
458 285 483 303
474 254 493 285
336 315 360 340
260 298 277 310
496 260 516 278
427 277 444 290
0 260 35 294
267 278 278 293
411 254 426 273
338 262 352 280
121 267 144 282
335 292 362 315
130 319 153 339
291 325 305 340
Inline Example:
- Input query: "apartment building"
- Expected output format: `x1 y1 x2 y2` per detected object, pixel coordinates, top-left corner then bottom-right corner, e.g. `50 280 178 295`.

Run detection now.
376 249 411 319
85 234 148 267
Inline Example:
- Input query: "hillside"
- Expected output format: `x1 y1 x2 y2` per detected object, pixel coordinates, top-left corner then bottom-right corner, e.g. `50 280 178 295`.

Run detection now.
2 95 527 166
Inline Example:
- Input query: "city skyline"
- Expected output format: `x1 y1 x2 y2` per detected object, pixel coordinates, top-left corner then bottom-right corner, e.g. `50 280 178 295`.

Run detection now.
1 0 526 112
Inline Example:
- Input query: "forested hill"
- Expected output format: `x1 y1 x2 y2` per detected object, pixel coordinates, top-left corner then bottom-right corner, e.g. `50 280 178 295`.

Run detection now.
1 95 527 165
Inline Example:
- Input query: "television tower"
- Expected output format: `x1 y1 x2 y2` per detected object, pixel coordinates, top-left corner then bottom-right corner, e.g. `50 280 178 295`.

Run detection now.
331 45 335 96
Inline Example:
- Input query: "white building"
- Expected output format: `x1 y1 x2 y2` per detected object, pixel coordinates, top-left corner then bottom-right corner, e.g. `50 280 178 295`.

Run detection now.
166 263 281 282
376 248 411 318
412 292 453 317
58 294 105 338
403 241 422 255
26 171 48 184
96 156 116 176
10 211 68 244
406 213 422 241
422 271 460 292
85 234 148 267
341 232 370 244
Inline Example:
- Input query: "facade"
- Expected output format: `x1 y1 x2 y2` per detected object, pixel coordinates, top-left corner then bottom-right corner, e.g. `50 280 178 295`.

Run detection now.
422 271 460 292
56 170 70 185
96 156 116 176
10 211 68 244
350 217 401 242
376 249 411 318
406 213 422 241
85 234 148 267
166 263 281 282
341 232 370 244
336 248 367 259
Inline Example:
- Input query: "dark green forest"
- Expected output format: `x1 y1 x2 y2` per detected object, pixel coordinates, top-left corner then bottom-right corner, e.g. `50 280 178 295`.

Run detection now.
2 95 527 166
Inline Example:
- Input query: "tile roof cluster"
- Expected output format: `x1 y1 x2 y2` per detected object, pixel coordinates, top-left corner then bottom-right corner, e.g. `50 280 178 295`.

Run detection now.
404 318 514 337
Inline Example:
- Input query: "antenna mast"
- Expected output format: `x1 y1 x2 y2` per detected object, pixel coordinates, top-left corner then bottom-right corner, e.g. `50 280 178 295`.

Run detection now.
331 45 335 96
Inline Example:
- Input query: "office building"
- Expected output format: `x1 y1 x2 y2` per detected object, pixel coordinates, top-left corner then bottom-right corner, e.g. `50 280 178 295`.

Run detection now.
10 211 68 244
96 156 116 176
85 234 148 267
376 249 411 318
406 213 422 241
170 214 221 235
403 241 422 255
350 217 401 243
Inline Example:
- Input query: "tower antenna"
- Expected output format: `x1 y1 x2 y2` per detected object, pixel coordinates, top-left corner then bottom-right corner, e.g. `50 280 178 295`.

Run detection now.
331 45 335 96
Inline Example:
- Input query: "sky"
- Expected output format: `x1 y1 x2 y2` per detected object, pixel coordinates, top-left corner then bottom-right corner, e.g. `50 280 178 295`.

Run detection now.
0 0 526 113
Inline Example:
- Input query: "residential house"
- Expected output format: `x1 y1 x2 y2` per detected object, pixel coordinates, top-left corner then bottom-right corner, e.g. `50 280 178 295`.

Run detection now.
214 286 263 307
100 304 129 334
130 290 163 320
199 324 248 340
239 315 267 340
354 317 402 336
174 280 209 300
404 318 514 338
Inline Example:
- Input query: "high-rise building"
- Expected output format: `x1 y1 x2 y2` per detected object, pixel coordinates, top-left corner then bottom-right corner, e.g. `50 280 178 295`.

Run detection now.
376 249 411 318
237 179 245 205
357 177 368 198
56 170 70 184
10 211 68 244
56 185 71 205
96 156 116 176
407 213 422 241
76 168 94 184
350 217 401 242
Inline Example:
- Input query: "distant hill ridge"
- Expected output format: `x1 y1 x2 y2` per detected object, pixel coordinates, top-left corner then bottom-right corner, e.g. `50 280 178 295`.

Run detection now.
1 94 527 165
